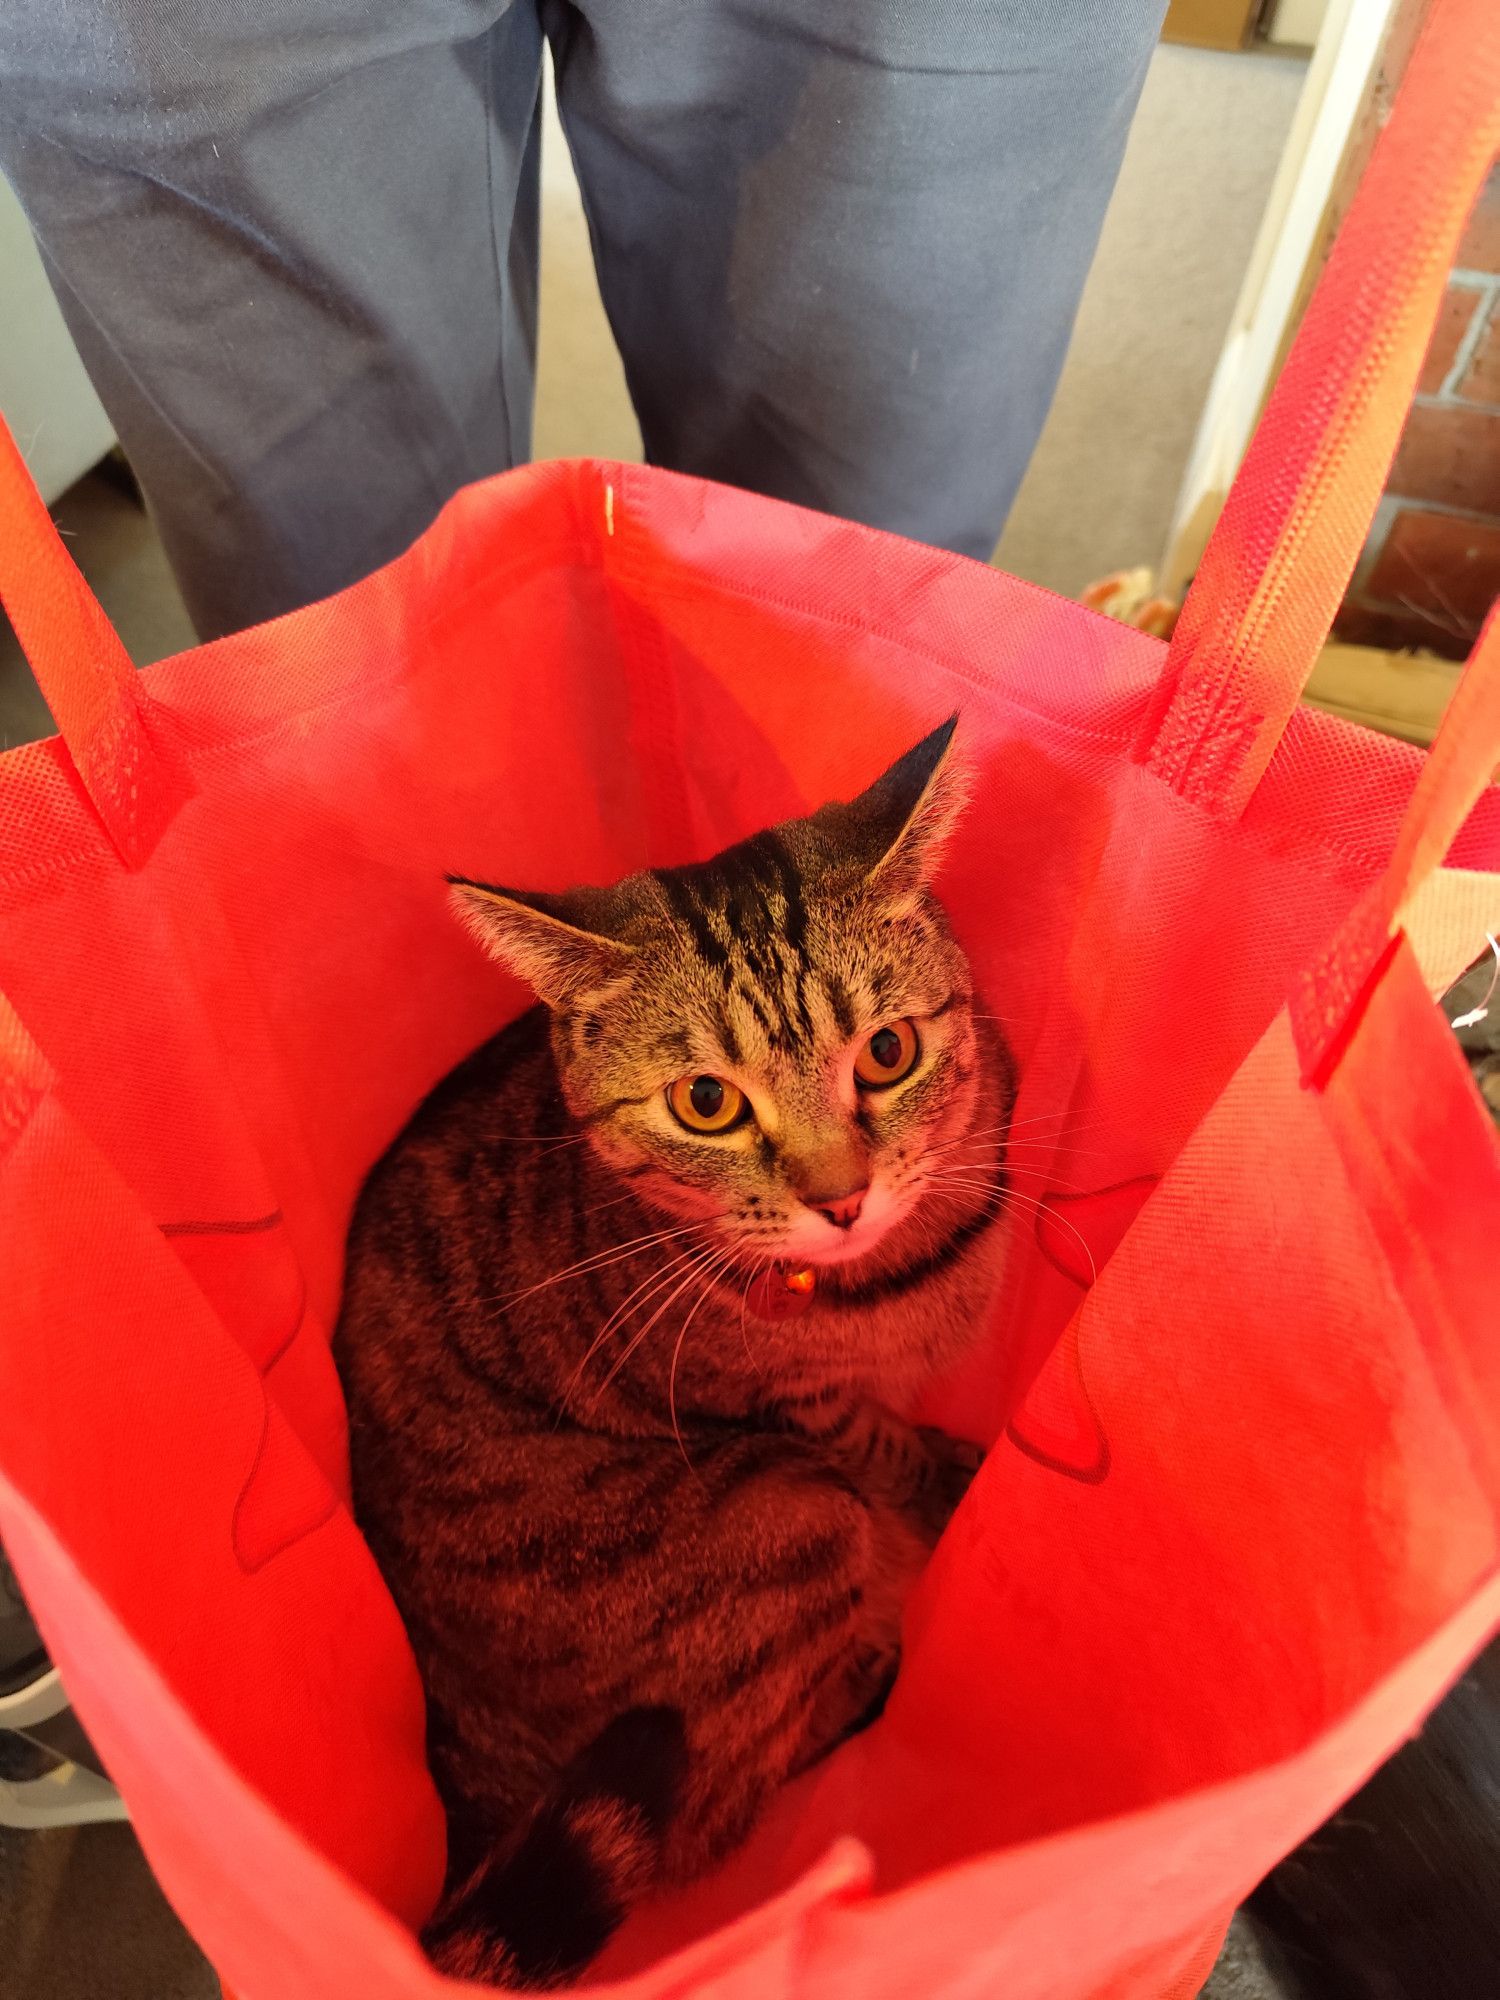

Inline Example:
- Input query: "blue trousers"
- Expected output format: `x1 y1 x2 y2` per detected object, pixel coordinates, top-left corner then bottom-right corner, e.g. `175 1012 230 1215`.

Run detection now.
0 0 1164 638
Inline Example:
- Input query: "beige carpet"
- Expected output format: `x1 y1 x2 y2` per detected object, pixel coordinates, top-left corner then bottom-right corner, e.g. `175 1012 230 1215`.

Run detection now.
995 43 1306 595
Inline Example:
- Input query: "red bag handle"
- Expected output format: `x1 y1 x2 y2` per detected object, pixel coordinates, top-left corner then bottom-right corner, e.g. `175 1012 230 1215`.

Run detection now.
1293 604 1500 1086
1136 0 1500 819
0 418 189 866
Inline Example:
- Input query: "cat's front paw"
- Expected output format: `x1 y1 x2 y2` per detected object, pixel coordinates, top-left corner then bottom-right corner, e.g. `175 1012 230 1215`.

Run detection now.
910 1427 985 1540
797 1640 901 1773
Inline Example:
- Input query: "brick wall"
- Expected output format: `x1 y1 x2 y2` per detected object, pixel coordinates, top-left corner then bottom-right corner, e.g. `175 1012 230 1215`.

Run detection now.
1333 162 1500 661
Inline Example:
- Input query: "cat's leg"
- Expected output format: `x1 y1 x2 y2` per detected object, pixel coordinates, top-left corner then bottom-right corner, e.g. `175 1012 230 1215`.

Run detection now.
532 1429 931 1879
770 1389 983 1542
401 1427 931 1913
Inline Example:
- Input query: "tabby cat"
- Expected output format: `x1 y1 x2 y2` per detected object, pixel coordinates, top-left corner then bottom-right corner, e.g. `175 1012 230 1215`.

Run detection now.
334 717 1016 1986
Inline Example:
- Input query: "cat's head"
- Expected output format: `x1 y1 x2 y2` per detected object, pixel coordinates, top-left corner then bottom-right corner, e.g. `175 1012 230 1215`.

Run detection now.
449 718 989 1269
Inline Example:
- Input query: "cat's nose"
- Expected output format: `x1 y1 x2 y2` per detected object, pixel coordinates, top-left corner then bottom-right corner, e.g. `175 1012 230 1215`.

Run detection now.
803 1186 869 1231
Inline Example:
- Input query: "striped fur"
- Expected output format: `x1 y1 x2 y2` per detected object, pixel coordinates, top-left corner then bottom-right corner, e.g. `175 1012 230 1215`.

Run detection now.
334 720 1015 1985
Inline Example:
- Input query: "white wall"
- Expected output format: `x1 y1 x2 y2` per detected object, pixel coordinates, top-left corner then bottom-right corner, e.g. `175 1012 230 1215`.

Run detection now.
0 174 114 504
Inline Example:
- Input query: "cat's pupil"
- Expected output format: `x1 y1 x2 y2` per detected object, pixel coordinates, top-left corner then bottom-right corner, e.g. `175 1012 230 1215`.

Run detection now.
690 1076 725 1119
868 1028 903 1070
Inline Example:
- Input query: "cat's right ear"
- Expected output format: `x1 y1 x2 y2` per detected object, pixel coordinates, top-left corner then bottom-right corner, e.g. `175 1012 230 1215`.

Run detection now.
837 714 969 904
446 877 637 1009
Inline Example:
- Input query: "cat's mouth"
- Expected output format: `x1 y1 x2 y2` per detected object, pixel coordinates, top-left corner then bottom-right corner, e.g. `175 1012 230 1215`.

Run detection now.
796 1225 892 1267
766 1180 913 1268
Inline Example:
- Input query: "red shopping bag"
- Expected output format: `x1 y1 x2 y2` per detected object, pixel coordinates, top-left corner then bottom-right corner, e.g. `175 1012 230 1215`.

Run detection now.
2 0 1499 1992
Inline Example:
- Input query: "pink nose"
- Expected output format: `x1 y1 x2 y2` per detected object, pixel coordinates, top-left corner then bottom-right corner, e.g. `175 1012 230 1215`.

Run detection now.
804 1186 868 1231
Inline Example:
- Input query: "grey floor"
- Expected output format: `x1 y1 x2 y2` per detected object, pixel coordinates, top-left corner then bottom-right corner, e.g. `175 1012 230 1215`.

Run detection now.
0 1824 213 2000
0 1817 1293 2000
0 469 194 748
0 36 1315 2000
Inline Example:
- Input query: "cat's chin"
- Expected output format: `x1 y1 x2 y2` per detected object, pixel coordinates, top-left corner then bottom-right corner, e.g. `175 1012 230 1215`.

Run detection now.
701 1176 976 1276
763 1194 912 1270
781 1173 993 1281
808 1217 911 1267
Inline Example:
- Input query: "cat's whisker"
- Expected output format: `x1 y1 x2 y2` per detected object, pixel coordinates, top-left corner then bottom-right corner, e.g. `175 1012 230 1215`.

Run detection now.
490 1219 714 1309
483 1130 590 1144
595 1246 728 1403
590 1242 723 1377
927 1128 1009 1152
927 1167 1058 1196
668 1250 740 1475
931 1116 1013 1144
925 1175 1098 1284
1004 1166 1083 1191
928 1160 1094 1196
944 1149 1011 1166
924 1110 1094 1158
1000 1138 1109 1157
926 1156 1081 1193
585 1266 709 1406
924 1146 989 1170
937 1132 1111 1164
928 1184 1068 1266
591 1244 727 1396
737 1252 770 1377
561 1248 701 1410
577 1187 647 1222
924 1133 1077 1176
904 1192 948 1272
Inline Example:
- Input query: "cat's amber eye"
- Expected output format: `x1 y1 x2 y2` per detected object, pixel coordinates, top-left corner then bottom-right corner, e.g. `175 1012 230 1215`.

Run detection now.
667 1074 749 1135
853 1018 920 1090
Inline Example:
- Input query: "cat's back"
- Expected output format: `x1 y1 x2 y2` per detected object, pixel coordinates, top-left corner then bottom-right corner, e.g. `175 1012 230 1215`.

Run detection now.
368 1002 557 1178
345 1004 559 1245
334 1005 563 1422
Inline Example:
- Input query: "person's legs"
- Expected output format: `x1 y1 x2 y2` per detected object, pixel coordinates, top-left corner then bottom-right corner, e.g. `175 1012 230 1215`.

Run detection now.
0 0 544 639
549 0 1165 561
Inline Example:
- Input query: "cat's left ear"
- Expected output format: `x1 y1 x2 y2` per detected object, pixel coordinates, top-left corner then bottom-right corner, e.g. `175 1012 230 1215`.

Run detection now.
838 714 969 901
446 877 637 1008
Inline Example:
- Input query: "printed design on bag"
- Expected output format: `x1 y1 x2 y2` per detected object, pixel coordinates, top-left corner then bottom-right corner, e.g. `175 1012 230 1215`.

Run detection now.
156 1206 332 1571
160 1208 284 1238
230 1384 340 1575
1006 1175 1157 1484
157 1207 308 1369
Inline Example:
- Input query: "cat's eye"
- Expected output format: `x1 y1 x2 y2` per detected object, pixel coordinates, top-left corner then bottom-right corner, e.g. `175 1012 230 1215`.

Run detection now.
667 1074 749 1135
854 1019 920 1090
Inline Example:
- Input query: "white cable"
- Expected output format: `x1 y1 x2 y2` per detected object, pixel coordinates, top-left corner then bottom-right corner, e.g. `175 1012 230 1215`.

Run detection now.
1451 933 1500 1031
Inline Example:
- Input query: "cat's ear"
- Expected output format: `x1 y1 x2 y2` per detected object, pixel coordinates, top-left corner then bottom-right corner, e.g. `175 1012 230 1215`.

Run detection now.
447 877 636 1007
839 715 969 900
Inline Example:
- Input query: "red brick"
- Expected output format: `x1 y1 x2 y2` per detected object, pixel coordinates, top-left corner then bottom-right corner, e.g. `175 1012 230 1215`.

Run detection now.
1332 598 1472 663
1458 299 1500 406
1365 507 1500 634
1458 164 1500 275
1388 402 1500 516
1419 283 1484 394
